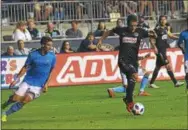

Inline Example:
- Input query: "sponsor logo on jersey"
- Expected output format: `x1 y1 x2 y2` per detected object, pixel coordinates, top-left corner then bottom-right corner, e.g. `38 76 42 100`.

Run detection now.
134 33 139 37
162 34 168 40
122 37 137 44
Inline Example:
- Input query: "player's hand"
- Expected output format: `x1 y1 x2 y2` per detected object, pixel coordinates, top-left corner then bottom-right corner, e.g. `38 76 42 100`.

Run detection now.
149 30 157 38
9 80 17 89
43 84 48 93
97 39 102 45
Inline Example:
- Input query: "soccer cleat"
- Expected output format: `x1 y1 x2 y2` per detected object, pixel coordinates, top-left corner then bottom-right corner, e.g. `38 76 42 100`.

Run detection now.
107 88 115 98
122 97 134 113
175 81 184 87
149 84 160 89
1 114 7 122
138 91 151 96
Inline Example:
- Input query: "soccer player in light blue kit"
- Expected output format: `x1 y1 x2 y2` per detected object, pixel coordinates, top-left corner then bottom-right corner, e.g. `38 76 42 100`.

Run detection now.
1 36 56 122
177 29 188 91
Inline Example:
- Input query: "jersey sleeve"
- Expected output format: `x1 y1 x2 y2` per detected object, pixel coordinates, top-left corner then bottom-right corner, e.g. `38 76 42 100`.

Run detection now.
177 32 184 45
24 53 33 66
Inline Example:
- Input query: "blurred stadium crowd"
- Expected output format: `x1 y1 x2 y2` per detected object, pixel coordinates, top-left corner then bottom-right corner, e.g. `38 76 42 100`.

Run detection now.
1 0 188 56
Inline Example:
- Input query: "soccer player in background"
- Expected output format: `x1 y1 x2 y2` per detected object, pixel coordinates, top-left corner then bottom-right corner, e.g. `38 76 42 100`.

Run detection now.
1 36 56 122
177 29 188 91
97 14 157 113
149 15 184 88
107 53 152 97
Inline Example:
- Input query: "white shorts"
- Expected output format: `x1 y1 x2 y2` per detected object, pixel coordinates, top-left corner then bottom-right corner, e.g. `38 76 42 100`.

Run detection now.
185 60 188 73
120 67 146 85
15 82 42 99
138 66 146 76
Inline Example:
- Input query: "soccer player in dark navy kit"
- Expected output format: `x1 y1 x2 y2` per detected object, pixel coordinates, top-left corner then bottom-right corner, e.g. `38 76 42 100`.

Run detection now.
2 36 56 122
149 15 184 88
98 14 157 113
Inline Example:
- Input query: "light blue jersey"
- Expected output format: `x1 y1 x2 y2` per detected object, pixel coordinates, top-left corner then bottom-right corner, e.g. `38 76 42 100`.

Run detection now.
23 49 56 87
178 30 188 60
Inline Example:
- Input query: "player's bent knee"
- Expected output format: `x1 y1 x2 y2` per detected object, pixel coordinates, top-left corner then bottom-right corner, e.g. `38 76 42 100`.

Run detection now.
132 73 138 82
165 63 171 70
12 94 24 102
144 72 150 77
22 93 34 104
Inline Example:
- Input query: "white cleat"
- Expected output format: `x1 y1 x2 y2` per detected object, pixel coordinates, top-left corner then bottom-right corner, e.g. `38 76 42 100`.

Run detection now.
175 81 184 87
149 84 160 89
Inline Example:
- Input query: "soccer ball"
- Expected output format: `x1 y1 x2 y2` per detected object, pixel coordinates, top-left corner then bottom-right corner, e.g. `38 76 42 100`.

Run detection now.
132 102 145 115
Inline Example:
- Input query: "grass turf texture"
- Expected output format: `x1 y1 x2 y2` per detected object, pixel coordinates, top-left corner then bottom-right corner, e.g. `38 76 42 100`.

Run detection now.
1 81 188 129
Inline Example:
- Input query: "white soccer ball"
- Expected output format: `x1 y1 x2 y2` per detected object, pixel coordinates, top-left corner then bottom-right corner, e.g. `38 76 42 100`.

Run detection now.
132 102 145 115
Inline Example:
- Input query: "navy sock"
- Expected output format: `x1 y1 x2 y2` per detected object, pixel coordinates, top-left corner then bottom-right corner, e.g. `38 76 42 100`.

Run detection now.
150 66 160 84
126 76 136 103
3 95 15 108
167 70 177 85
6 102 24 116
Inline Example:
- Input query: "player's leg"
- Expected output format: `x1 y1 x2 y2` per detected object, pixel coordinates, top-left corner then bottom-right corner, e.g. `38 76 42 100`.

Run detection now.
1 82 29 122
123 71 136 112
138 67 151 96
2 95 15 109
118 58 137 113
1 82 30 110
165 63 184 87
3 92 35 121
107 72 128 98
149 56 162 88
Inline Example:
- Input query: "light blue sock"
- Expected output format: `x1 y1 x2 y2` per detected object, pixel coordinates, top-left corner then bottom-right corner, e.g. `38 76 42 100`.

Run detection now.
6 102 24 116
140 75 149 92
112 86 126 93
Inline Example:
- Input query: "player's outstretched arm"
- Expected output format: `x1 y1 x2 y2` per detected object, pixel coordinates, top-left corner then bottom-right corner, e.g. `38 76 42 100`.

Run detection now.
167 27 178 40
9 66 27 88
98 30 113 44
149 38 158 54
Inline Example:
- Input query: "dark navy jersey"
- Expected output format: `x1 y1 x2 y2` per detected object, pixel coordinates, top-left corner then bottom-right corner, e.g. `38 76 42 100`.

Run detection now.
112 27 149 67
154 25 169 50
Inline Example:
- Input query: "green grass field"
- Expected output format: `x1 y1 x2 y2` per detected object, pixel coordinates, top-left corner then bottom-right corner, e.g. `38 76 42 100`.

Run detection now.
1 81 188 129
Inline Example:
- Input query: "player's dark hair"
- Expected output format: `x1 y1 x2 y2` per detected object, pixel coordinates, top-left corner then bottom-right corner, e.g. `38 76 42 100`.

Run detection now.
116 18 123 26
159 15 167 25
40 36 52 45
127 14 138 26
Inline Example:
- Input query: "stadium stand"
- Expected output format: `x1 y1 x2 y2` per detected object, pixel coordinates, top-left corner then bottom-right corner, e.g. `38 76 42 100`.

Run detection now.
1 0 188 54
